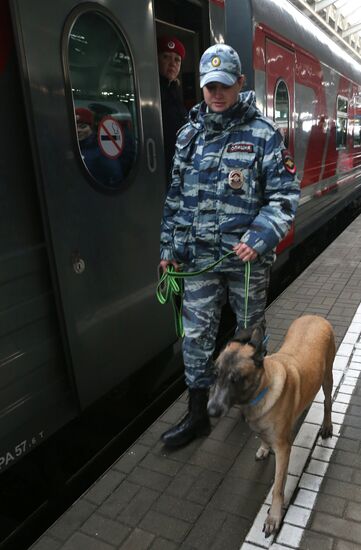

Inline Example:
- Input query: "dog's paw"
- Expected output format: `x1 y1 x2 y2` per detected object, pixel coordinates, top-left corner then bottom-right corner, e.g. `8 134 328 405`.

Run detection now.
256 445 270 461
262 512 281 538
319 423 333 439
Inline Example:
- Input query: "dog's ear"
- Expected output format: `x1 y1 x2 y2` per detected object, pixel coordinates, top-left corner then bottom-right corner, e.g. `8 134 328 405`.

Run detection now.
250 326 266 367
232 325 265 367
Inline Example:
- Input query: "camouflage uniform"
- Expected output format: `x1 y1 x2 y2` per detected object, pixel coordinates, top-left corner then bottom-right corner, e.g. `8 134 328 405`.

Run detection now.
160 87 299 390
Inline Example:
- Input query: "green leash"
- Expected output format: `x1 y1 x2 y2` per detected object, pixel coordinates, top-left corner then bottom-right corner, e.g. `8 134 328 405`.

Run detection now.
156 251 251 338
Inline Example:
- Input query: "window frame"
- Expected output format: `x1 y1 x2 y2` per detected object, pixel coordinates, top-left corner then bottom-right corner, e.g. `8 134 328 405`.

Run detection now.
351 95 361 148
61 4 140 194
336 94 349 151
273 78 290 148
352 119 361 148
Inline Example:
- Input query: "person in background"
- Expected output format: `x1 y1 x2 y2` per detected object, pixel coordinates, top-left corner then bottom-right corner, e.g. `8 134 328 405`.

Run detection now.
159 44 300 448
76 107 94 142
157 35 187 183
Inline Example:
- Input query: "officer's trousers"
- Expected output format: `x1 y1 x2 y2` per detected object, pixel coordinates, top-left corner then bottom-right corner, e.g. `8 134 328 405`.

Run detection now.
182 261 270 389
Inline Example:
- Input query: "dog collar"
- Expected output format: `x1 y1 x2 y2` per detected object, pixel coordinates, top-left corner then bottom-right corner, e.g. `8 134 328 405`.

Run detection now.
249 386 269 406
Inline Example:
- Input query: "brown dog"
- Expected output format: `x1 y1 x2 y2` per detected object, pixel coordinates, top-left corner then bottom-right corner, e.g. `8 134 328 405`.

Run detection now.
207 315 335 537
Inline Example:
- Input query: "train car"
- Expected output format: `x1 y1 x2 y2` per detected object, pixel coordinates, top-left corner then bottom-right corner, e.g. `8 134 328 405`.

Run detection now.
1 0 361 541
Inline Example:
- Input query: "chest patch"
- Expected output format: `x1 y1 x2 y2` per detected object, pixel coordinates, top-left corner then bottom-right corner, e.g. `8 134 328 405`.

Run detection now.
227 142 254 153
228 169 244 190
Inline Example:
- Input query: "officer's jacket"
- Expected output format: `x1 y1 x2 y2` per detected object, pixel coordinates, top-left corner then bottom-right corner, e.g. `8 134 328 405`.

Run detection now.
160 91 300 270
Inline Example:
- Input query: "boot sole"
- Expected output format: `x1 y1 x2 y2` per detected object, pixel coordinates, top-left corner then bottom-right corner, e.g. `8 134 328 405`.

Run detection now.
162 423 211 448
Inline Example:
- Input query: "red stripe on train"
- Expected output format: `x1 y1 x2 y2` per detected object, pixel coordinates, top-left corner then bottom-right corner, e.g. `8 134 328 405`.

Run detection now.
276 224 295 255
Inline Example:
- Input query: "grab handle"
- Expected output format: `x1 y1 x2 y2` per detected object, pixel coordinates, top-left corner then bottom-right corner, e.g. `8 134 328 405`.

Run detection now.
146 138 157 173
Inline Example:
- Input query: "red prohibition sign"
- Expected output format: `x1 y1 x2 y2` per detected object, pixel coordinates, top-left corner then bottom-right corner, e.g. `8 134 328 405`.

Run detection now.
97 116 124 159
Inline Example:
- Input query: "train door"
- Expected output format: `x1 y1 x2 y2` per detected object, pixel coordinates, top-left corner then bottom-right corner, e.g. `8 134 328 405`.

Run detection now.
10 0 174 408
266 39 295 254
266 40 295 155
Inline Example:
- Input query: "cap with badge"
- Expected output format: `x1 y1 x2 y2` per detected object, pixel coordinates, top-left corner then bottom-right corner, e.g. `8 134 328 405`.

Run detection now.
157 35 186 60
199 44 242 88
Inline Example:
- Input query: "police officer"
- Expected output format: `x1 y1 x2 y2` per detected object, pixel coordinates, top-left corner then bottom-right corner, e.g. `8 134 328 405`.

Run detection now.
157 36 187 182
159 44 300 447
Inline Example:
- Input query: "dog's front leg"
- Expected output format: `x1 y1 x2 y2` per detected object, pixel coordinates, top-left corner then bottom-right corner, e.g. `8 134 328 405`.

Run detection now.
263 440 291 538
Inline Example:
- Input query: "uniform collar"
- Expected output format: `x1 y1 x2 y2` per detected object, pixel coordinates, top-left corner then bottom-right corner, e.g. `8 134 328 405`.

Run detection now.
190 90 258 134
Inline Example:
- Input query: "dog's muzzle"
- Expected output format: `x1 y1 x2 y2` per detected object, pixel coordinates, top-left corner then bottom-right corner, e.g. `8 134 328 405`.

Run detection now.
207 386 230 417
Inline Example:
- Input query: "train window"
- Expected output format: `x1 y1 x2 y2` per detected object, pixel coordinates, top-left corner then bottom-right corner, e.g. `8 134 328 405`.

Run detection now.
351 95 361 147
67 12 137 190
353 120 361 147
336 95 348 149
274 80 289 148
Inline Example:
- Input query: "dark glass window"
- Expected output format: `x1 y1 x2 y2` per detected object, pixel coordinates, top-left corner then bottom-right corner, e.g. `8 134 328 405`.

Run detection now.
336 95 348 149
352 95 361 148
353 119 361 147
274 80 289 148
68 11 137 189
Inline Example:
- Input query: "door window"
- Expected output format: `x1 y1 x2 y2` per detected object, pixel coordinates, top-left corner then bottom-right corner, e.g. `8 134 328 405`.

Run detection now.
274 79 290 148
351 95 361 148
67 11 137 190
336 95 348 149
353 119 361 147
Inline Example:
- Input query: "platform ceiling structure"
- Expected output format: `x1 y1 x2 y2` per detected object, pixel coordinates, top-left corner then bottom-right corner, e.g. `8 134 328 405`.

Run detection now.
290 0 361 62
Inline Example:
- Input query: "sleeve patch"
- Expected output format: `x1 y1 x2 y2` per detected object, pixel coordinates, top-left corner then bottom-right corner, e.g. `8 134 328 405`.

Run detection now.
282 150 296 175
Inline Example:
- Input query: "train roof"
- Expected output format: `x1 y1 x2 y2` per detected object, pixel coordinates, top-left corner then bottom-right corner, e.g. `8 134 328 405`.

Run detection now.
252 0 361 85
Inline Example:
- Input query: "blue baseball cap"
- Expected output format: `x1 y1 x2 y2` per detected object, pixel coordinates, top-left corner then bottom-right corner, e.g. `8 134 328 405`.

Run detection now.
199 44 242 88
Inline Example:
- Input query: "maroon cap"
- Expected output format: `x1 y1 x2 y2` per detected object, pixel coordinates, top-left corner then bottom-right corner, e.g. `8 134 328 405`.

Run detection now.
157 36 185 60
75 107 94 127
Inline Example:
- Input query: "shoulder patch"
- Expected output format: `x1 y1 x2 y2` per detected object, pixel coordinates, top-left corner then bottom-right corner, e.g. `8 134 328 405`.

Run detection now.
282 149 296 175
227 143 254 153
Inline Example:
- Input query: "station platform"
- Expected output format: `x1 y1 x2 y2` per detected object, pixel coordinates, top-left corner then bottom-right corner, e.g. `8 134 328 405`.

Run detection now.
31 214 361 550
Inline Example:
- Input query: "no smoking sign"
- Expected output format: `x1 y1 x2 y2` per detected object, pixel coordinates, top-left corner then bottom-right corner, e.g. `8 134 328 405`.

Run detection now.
97 116 124 159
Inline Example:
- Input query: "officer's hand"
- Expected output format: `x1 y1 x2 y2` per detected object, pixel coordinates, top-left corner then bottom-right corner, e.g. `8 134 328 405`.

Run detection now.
233 242 258 262
159 259 180 273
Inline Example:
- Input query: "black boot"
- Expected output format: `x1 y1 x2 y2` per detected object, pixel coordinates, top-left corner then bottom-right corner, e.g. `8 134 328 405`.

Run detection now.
161 388 211 448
